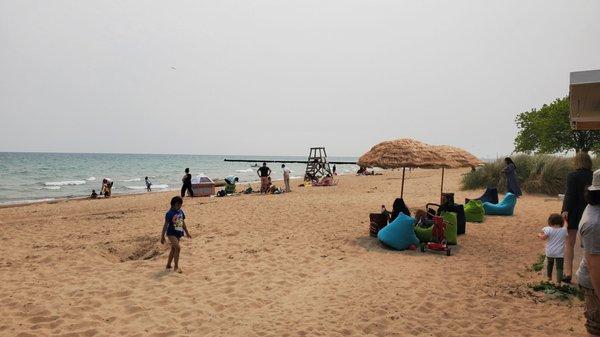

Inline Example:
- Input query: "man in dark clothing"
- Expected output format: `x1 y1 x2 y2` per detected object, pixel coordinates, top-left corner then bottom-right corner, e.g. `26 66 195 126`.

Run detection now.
562 152 594 282
257 162 271 194
181 168 194 198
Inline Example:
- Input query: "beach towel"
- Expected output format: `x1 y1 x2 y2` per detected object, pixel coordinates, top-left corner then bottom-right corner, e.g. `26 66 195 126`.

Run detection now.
483 192 517 216
441 211 458 245
377 213 419 250
464 200 485 222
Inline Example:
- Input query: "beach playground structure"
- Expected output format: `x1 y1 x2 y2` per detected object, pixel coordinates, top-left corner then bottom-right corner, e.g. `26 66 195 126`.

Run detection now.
304 147 333 180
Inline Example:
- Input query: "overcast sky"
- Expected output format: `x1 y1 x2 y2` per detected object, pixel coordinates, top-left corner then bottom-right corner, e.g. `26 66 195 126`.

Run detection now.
1 0 599 158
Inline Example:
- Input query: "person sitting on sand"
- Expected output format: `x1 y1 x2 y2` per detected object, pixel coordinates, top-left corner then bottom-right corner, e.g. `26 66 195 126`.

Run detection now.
538 213 567 283
313 174 336 186
90 190 98 199
224 175 239 194
161 196 192 273
414 209 433 228
145 176 152 192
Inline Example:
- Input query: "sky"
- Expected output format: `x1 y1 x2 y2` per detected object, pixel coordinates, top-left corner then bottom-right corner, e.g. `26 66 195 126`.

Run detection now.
1 0 599 158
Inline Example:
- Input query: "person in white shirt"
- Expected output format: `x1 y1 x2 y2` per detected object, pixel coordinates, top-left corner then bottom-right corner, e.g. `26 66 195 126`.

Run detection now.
538 213 567 282
282 164 291 192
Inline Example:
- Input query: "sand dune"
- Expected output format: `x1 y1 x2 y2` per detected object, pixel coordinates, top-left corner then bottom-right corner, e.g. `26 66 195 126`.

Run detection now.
0 168 587 336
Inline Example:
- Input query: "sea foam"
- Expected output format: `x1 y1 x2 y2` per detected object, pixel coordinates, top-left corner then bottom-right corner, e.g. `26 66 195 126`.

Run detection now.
124 184 168 190
44 180 86 186
120 178 141 182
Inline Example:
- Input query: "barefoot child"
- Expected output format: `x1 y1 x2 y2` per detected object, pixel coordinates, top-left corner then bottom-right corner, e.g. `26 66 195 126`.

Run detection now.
538 213 567 282
161 196 191 273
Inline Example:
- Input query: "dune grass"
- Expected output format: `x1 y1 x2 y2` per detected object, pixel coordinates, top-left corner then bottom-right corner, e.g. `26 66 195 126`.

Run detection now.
461 154 599 196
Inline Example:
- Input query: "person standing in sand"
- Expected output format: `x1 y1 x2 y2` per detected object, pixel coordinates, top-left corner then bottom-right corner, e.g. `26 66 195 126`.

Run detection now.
257 162 271 194
181 168 193 198
282 164 291 192
537 214 567 283
576 169 600 336
145 176 152 192
501 157 522 197
562 152 594 283
161 196 192 273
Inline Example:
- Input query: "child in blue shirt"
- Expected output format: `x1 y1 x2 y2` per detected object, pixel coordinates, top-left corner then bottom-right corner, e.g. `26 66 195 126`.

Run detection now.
161 196 191 273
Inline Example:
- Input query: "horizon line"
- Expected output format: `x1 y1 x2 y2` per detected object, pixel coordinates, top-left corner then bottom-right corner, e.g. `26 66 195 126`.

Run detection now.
0 150 361 158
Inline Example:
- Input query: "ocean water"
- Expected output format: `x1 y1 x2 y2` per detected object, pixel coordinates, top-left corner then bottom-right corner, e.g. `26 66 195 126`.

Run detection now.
0 152 358 205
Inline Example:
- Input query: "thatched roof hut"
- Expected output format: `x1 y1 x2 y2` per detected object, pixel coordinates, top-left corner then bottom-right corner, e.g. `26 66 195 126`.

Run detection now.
357 138 448 169
433 145 483 168
357 138 482 199
358 138 481 169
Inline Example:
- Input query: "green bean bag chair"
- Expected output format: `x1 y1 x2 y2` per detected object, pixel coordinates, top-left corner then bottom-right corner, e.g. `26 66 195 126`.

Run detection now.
441 212 458 245
414 224 433 243
377 213 420 250
483 192 517 216
464 200 485 222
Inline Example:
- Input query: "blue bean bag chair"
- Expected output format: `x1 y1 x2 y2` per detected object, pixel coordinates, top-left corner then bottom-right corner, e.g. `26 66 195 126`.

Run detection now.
483 192 517 216
377 213 420 250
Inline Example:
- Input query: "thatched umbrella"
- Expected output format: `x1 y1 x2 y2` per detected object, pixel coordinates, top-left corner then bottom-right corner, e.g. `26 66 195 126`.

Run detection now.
358 138 482 199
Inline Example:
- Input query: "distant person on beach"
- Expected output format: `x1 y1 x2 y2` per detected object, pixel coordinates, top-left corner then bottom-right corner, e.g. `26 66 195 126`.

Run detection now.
90 190 97 199
145 176 152 192
161 196 192 273
576 169 600 336
101 178 113 197
181 168 193 198
224 175 239 194
266 177 281 194
282 164 291 192
333 164 337 175
501 157 522 197
538 213 567 283
562 152 594 283
257 162 271 194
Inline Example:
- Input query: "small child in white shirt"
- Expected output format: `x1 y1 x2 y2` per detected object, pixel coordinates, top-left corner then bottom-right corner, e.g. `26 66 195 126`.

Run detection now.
537 213 567 282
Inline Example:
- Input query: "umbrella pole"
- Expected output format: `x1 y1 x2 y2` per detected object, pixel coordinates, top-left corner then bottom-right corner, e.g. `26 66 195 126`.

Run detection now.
401 167 406 198
440 167 445 203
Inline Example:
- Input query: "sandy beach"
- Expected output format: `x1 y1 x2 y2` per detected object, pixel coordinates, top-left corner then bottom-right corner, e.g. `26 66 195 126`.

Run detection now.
0 168 587 337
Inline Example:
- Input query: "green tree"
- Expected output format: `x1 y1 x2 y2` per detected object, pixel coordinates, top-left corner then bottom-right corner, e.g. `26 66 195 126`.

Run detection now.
514 97 600 153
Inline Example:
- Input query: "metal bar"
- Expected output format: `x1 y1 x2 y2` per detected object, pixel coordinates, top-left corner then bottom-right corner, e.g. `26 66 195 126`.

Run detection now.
440 167 445 203
401 167 406 198
224 159 357 164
